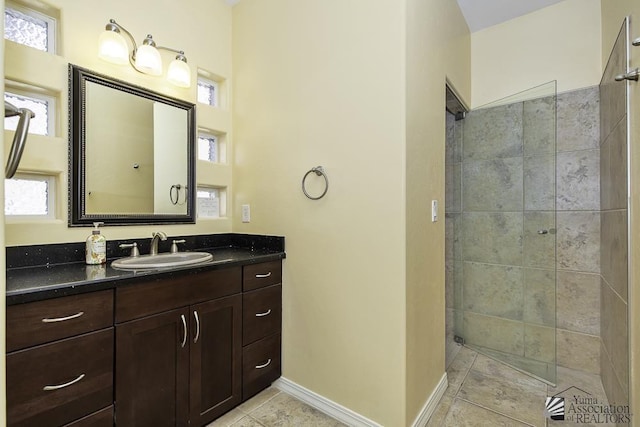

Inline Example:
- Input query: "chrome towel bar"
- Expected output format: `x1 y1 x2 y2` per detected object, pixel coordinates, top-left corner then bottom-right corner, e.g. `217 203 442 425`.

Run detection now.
5 101 35 179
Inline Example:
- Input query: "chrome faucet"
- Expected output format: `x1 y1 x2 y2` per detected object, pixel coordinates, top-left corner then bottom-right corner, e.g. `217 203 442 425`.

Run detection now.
149 231 168 255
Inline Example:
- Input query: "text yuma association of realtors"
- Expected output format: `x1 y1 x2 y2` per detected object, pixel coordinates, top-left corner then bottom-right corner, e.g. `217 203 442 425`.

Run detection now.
566 395 631 424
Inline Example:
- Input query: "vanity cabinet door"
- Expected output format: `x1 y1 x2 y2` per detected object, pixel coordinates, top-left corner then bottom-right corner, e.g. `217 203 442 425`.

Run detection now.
190 294 242 426
115 308 190 427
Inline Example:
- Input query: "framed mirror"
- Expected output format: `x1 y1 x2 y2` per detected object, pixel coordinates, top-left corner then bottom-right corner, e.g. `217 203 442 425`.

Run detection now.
69 64 196 226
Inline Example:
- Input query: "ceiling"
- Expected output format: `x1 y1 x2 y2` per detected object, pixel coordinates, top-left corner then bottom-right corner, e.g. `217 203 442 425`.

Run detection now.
225 0 565 33
456 0 565 32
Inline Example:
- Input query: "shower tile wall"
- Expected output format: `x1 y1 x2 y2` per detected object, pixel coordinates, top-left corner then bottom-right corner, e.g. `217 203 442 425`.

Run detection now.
461 97 558 380
555 86 601 375
445 110 462 368
444 86 602 378
599 22 629 411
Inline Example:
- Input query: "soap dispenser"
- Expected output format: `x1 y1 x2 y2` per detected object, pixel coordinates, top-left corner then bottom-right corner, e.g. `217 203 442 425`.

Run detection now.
86 222 107 265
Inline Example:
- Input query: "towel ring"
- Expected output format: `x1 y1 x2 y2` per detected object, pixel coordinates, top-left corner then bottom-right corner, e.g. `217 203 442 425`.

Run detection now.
169 184 187 205
302 166 329 200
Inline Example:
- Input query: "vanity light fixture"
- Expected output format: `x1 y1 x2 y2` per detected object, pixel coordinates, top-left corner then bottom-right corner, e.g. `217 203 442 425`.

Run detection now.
98 19 191 88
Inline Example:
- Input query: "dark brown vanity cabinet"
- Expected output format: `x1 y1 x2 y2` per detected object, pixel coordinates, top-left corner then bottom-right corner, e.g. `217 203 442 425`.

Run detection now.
241 261 282 401
6 258 282 427
6 290 114 427
114 267 243 426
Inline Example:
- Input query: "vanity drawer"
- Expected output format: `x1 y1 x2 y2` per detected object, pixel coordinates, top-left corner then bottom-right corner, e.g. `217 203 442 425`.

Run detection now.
63 406 113 427
7 328 114 427
7 290 114 352
243 284 282 345
242 333 281 401
116 267 241 323
243 261 282 291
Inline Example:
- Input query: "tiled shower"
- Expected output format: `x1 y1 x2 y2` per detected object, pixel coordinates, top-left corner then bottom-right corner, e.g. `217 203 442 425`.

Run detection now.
445 83 621 385
599 21 630 411
445 19 630 413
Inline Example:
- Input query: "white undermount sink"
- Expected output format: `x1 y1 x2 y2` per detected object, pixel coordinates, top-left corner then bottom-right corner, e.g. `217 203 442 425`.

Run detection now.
111 251 214 270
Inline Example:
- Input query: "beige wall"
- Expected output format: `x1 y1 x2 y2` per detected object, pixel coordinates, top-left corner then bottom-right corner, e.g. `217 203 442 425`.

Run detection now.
405 0 470 423
232 0 470 424
601 0 640 420
471 0 602 107
232 1 407 425
4 0 233 245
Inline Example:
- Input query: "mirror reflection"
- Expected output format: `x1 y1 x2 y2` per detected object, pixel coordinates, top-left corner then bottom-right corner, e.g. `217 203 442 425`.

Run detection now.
69 65 196 226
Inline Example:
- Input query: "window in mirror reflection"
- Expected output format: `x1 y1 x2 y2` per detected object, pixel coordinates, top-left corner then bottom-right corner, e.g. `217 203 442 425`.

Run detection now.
5 173 55 218
4 3 56 52
198 133 218 163
197 187 220 218
4 90 54 136
197 77 218 107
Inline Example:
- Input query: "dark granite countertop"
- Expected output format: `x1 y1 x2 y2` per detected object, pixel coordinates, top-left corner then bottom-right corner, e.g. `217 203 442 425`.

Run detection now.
6 234 285 305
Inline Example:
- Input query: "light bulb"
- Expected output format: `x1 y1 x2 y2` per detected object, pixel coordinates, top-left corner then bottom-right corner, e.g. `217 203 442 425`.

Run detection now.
135 44 162 76
98 30 128 65
167 58 191 88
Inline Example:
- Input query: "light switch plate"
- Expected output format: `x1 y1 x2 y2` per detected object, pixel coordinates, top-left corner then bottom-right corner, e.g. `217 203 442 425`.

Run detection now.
242 204 251 223
431 200 438 222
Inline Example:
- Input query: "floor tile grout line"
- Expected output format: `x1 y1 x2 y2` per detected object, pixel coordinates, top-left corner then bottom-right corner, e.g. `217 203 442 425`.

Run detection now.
431 400 455 426
239 389 283 415
456 397 539 427
242 389 346 427
468 351 550 391
445 347 613 427
450 349 478 397
455 350 550 426
246 413 268 427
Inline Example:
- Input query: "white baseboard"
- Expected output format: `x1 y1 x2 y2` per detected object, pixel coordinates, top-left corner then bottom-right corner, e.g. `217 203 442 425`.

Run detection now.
411 373 448 427
274 373 448 427
273 377 384 427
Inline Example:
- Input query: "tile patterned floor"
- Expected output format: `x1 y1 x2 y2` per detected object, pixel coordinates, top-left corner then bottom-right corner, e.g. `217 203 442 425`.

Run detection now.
210 348 613 427
428 346 615 427
207 387 346 427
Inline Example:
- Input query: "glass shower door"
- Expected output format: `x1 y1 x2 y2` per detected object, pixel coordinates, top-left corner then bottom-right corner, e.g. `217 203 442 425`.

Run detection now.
453 82 557 384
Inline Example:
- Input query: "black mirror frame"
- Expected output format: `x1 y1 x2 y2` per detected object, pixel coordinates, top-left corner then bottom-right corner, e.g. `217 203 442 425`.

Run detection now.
68 64 196 226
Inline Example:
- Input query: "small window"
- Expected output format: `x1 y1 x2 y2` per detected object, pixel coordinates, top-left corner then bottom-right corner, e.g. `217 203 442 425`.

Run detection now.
4 4 56 52
5 173 55 218
198 133 218 163
197 78 219 107
197 187 221 218
4 90 54 136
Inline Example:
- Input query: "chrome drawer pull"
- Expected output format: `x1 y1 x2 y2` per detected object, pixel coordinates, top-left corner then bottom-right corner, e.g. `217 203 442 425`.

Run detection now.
180 314 187 348
43 373 85 391
255 309 272 317
193 310 200 344
255 359 271 369
255 272 272 278
41 311 84 323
